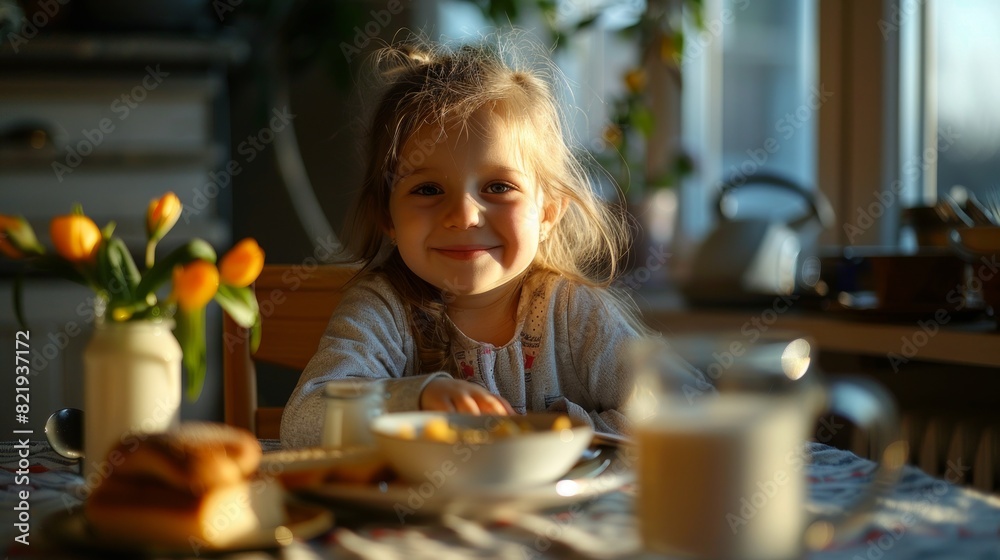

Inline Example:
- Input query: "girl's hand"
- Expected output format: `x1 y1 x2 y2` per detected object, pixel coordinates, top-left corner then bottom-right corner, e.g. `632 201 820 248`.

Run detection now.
420 378 513 415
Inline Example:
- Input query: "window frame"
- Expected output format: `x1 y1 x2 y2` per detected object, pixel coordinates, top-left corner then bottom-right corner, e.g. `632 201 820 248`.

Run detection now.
817 0 929 249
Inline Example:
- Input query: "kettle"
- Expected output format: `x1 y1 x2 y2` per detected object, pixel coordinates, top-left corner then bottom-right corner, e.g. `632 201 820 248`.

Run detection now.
681 173 835 306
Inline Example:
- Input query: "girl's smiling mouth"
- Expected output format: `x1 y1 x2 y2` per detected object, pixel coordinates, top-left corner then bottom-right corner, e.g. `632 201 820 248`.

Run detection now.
433 245 499 260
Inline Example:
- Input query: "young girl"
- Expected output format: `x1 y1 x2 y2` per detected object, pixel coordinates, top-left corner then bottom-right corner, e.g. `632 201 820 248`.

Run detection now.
280 36 704 448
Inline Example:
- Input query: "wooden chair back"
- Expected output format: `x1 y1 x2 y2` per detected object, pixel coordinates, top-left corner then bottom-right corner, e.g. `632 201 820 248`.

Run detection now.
223 264 358 438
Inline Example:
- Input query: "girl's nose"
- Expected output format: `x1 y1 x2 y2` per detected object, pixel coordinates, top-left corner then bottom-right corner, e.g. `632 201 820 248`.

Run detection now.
443 193 484 229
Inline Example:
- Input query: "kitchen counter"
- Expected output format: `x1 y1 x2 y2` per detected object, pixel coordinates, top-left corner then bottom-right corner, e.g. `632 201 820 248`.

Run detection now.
636 289 999 369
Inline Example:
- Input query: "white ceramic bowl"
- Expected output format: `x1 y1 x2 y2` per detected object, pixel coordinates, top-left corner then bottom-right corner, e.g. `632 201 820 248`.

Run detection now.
370 412 593 491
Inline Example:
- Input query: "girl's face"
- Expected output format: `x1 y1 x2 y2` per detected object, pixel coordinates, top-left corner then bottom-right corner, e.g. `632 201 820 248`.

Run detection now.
387 109 558 300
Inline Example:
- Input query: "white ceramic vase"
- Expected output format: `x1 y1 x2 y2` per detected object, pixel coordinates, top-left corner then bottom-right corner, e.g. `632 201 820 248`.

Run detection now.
82 320 182 481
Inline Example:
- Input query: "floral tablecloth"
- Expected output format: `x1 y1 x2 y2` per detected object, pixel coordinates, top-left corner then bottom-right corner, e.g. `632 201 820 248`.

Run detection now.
2 440 999 559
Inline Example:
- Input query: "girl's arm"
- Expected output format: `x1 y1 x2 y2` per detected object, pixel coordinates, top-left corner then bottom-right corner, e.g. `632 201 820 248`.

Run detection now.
279 274 450 448
554 282 710 434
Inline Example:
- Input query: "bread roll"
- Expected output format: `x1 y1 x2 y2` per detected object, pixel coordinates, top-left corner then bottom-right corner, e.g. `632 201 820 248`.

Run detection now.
84 422 286 550
111 422 261 494
86 475 286 549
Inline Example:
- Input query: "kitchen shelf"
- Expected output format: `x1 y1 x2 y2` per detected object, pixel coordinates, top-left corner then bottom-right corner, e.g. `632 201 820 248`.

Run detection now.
638 291 1000 369
0 34 249 65
0 147 224 170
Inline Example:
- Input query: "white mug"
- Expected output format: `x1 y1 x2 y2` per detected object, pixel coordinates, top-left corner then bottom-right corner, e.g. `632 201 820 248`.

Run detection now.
632 338 906 560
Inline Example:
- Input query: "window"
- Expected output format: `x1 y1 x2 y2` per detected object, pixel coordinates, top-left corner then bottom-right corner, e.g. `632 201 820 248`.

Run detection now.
679 0 818 245
924 0 1000 206
824 0 1000 249
423 0 645 184
417 0 1000 256
423 0 820 249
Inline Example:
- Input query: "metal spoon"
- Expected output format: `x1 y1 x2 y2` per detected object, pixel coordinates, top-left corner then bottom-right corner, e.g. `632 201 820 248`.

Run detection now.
560 446 612 480
966 193 1000 226
45 407 84 459
935 194 975 227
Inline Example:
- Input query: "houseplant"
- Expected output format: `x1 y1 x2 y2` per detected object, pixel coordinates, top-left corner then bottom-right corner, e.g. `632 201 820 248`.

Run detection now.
1 192 264 400
1 193 263 474
0 192 264 474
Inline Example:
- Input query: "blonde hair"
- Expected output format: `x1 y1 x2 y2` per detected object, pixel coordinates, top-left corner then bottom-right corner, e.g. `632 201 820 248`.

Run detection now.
342 33 637 372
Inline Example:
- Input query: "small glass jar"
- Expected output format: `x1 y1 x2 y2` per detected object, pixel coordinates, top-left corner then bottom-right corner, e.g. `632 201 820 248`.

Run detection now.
321 379 385 449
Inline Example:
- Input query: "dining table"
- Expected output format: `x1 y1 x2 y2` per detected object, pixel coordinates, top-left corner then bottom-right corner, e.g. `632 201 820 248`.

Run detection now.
2 437 1000 559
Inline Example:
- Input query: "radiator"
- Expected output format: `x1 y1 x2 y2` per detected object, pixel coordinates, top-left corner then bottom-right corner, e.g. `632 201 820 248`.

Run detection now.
905 414 999 494
845 413 999 494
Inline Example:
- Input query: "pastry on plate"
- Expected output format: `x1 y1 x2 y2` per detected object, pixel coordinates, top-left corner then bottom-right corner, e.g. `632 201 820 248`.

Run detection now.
84 422 287 550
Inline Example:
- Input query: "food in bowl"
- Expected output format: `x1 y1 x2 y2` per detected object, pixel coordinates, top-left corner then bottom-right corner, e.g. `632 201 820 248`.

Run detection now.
370 412 594 491
397 414 574 444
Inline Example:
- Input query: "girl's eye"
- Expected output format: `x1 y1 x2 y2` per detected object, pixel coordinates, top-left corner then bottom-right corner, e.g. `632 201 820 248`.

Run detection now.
484 182 516 194
412 184 442 196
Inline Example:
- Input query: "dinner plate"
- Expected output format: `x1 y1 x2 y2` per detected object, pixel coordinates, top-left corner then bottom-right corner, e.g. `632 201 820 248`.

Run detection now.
294 433 635 518
42 499 333 556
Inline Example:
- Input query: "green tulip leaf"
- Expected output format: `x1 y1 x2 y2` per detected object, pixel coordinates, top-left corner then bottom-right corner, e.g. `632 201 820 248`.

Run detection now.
101 239 132 303
95 239 113 296
214 284 259 328
111 238 142 293
32 253 88 286
135 239 217 301
174 306 207 402
249 312 262 354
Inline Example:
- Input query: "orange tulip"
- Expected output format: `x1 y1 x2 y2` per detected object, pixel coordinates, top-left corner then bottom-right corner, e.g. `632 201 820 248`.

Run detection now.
172 260 219 312
50 213 101 263
660 35 678 63
0 215 44 259
147 192 182 242
601 124 624 149
624 68 647 94
219 238 265 288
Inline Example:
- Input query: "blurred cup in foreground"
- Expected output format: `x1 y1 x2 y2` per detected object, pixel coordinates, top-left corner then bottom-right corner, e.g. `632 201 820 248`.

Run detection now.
321 379 385 449
632 338 906 560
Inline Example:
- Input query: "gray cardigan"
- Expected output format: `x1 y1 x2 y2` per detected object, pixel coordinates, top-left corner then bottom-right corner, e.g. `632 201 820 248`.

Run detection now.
280 271 683 448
